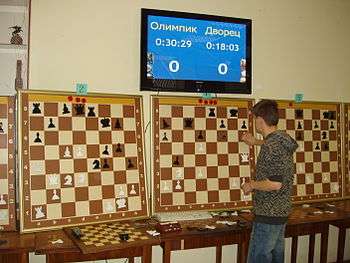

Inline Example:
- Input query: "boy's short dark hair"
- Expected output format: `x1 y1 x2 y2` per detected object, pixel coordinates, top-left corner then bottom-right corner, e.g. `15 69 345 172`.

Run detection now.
251 99 279 126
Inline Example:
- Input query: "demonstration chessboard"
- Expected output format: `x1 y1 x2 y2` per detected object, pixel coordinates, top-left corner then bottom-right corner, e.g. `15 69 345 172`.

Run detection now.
0 96 16 231
18 90 148 232
152 96 256 213
65 221 154 254
345 103 350 197
276 100 342 202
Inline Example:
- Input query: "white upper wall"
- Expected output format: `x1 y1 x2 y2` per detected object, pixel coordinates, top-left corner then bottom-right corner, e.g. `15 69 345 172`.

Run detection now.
29 0 350 101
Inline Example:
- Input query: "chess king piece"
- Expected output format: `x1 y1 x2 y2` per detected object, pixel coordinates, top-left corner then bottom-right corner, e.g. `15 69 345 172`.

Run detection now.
9 25 23 45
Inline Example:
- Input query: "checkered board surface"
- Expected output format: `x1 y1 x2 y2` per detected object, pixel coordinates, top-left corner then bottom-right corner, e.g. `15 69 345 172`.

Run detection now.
345 104 350 197
18 90 148 232
65 221 152 254
152 96 256 213
276 100 342 202
0 96 16 231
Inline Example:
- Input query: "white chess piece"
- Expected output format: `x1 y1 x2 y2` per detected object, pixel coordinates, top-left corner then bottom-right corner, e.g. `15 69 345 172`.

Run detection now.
240 153 249 163
63 146 71 158
64 175 73 186
35 206 45 219
198 143 204 152
175 180 182 190
116 198 126 208
197 169 203 178
129 185 136 195
52 190 60 200
118 186 125 198
305 176 312 184
163 182 170 191
0 194 6 205
78 174 85 184
332 183 339 193
48 174 59 186
175 169 183 179
76 147 84 158
231 179 239 188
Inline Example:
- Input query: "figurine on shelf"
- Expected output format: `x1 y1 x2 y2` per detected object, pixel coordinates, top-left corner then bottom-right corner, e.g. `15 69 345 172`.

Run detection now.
9 25 23 45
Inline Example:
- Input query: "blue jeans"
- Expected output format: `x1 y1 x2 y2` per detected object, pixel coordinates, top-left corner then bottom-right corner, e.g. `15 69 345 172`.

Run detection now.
247 222 286 263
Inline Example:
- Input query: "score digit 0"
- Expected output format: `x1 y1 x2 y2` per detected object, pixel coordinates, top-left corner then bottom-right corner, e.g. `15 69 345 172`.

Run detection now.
169 60 180 73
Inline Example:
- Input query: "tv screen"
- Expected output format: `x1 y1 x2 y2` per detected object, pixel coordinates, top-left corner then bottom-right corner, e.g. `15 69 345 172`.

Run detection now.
140 9 252 94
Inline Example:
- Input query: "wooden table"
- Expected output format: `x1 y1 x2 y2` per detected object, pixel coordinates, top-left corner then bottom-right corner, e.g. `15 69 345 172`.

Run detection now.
238 203 348 263
328 200 350 263
159 216 250 263
0 231 35 263
35 221 160 263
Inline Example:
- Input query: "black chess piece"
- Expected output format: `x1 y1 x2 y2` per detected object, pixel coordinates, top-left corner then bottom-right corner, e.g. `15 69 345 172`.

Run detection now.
208 108 216 117
314 121 319 129
229 108 238 117
173 156 180 166
127 159 134 168
184 118 193 128
295 109 303 118
74 104 85 115
100 118 110 128
323 142 329 151
162 132 168 141
323 111 329 119
32 103 41 114
34 132 42 143
162 119 170 129
330 121 334 129
62 103 70 114
116 143 122 152
315 142 320 150
114 119 122 129
102 159 109 169
88 107 96 117
219 120 226 128
322 131 327 140
48 118 55 128
102 145 109 155
297 121 302 130
92 160 100 169
0 122 3 133
241 120 247 129
197 131 204 140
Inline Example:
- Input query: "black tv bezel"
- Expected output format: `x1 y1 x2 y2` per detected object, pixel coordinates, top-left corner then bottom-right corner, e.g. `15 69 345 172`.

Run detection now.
140 8 252 94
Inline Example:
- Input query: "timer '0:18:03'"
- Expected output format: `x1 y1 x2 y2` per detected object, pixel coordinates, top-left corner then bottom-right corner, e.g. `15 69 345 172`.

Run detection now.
206 42 239 52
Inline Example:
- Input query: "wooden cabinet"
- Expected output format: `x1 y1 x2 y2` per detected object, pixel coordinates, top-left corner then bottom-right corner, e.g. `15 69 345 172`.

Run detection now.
0 0 29 95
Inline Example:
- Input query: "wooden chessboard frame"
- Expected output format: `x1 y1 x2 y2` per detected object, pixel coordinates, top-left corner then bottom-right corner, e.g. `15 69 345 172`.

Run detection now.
151 95 256 213
18 89 149 233
0 96 16 231
275 100 343 204
344 103 350 198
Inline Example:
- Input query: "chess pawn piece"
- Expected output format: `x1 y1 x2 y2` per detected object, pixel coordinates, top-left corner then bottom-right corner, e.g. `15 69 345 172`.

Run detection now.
116 143 122 153
219 120 226 128
63 146 71 158
102 145 109 155
52 190 60 200
129 185 136 195
162 132 168 141
48 118 55 128
175 180 182 190
34 132 42 143
62 103 70 114
0 194 6 205
241 120 247 129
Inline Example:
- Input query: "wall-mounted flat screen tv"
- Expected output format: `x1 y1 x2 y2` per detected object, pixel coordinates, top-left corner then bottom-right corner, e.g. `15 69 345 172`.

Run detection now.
140 8 252 94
